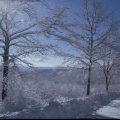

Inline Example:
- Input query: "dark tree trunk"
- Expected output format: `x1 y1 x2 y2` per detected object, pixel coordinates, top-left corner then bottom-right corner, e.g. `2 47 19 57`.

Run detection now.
2 47 9 101
87 65 91 96
105 76 109 92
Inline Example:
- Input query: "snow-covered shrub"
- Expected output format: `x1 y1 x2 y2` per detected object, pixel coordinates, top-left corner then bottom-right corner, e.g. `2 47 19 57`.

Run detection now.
2 66 27 112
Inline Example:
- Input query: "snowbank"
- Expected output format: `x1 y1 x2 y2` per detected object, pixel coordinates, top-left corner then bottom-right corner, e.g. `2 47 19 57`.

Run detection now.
96 99 120 118
0 92 120 119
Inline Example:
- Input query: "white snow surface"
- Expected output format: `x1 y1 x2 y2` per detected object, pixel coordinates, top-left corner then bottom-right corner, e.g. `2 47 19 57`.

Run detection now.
96 99 120 118
0 112 20 117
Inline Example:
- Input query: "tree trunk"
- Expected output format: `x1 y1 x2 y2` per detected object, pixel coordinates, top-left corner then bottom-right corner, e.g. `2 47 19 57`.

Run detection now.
2 47 9 101
87 65 91 96
105 76 109 92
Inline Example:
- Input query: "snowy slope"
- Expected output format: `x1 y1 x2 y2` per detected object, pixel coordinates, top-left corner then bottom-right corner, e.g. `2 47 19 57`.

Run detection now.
0 92 120 119
96 99 120 119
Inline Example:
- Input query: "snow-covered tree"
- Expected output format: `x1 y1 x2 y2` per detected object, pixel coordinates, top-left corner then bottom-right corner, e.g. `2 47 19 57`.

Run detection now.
48 0 116 96
99 45 120 92
0 0 65 101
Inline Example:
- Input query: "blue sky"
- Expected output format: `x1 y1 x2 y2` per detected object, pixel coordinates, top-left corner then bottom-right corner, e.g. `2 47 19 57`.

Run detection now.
26 0 120 67
103 0 120 20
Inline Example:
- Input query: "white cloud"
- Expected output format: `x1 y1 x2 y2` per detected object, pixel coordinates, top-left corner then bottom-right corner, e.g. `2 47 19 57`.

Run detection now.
25 56 65 67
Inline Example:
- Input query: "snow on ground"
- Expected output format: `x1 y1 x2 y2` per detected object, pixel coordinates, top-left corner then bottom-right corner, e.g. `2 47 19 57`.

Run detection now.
96 99 120 119
0 92 120 119
54 96 73 103
0 112 20 118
